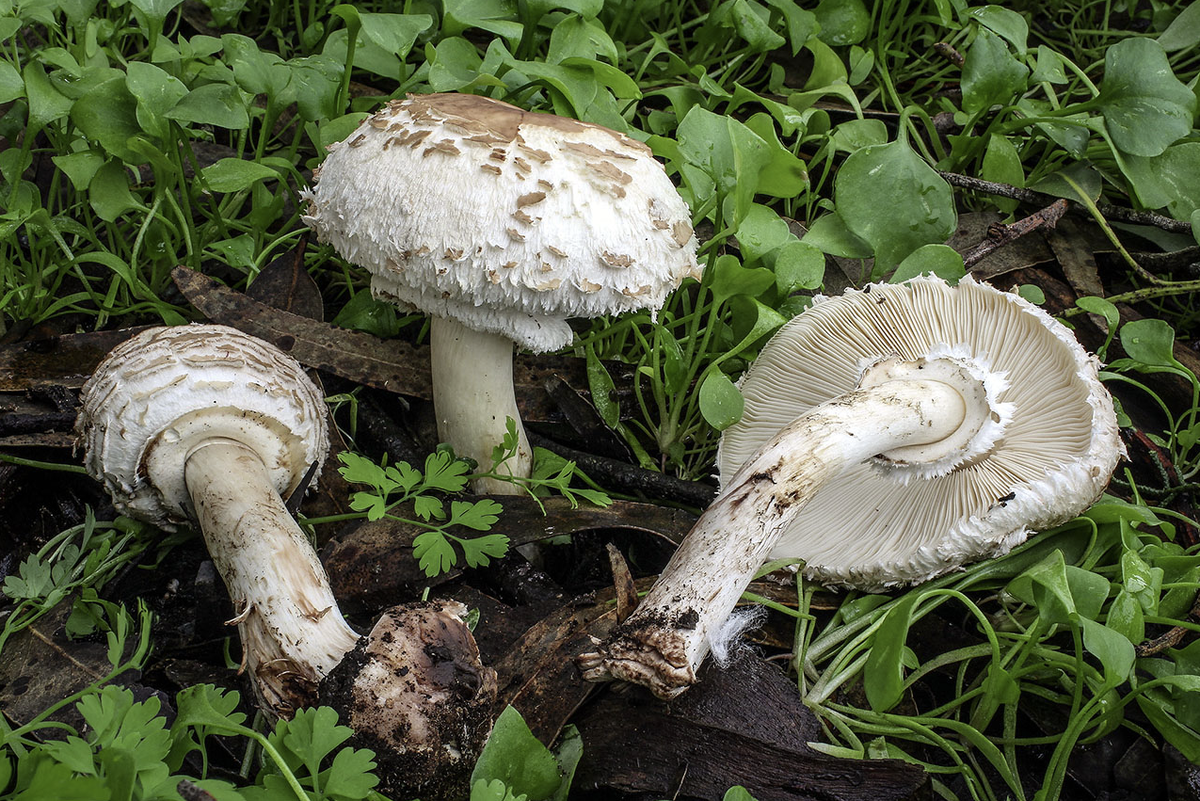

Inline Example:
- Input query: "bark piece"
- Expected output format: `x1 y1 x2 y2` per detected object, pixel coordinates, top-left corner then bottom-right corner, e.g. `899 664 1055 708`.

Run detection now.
949 211 1055 279
571 656 928 801
245 241 325 321
0 328 154 391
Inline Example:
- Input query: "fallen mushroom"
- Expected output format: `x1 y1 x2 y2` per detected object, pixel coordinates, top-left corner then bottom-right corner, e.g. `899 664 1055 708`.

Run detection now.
302 92 700 493
579 276 1124 699
76 324 495 796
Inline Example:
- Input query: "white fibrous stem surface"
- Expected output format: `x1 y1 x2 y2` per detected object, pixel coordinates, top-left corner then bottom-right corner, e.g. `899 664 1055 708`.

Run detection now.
185 439 360 717
579 379 968 699
430 316 532 494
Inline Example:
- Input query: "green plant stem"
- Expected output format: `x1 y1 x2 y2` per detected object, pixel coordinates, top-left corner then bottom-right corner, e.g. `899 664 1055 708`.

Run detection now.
1060 281 1200 317
0 453 88 474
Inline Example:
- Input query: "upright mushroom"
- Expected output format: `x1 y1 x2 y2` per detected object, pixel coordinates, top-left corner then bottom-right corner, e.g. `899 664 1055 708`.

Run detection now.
76 325 496 797
580 276 1123 699
302 92 700 493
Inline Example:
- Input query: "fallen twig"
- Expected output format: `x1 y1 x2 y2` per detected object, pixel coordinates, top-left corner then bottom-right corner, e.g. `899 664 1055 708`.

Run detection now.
937 171 1194 234
932 42 965 66
1130 245 1200 278
962 199 1069 268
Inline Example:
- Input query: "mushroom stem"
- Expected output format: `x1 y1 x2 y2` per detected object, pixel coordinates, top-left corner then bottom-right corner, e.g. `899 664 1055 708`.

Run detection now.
430 316 533 494
579 379 968 699
185 438 360 716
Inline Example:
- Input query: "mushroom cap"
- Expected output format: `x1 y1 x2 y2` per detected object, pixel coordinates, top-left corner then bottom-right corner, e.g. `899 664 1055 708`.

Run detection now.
716 275 1124 590
301 93 701 353
76 324 329 530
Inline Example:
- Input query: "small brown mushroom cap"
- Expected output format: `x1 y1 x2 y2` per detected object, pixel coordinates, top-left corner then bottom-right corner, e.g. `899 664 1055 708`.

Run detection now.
302 93 701 353
717 275 1124 589
75 325 329 530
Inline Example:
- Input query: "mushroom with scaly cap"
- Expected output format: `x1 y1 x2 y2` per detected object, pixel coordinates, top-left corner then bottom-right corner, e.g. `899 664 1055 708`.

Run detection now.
579 276 1124 699
302 92 700 493
76 324 497 799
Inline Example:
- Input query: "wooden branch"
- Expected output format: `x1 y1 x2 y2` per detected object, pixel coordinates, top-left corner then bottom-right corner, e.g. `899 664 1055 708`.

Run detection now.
938 172 1194 234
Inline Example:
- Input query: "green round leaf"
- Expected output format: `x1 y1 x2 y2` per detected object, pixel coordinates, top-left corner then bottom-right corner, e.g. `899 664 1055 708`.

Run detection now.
961 28 1029 114
814 0 869 45
835 138 957 271
967 5 1029 51
201 158 280 193
166 82 250 130
890 244 964 284
698 371 744 431
1075 295 1119 330
801 212 873 258
1120 318 1180 368
1016 284 1045 304
773 240 825 293
1097 38 1197 157
736 203 792 264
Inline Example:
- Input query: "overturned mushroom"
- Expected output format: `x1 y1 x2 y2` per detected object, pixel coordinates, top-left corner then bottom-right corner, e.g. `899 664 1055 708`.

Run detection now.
580 276 1123 699
76 324 495 796
302 93 700 493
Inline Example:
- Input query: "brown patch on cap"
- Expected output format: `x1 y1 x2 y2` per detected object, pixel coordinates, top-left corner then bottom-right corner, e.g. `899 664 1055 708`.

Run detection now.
400 93 650 157
545 245 567 258
444 248 464 260
580 279 602 293
518 144 552 163
501 261 517 269
506 228 525 242
537 179 553 191
480 164 502 175
512 210 533 225
424 140 461 158
513 157 531 175
592 160 632 185
348 134 367 148
601 252 634 268
517 192 546 208
672 221 693 247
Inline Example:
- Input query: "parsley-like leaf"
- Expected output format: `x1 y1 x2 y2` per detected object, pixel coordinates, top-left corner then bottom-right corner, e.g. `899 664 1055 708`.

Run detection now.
386 461 422 492
456 533 510 569
413 531 459 577
337 451 395 494
321 746 381 800
349 491 388 521
448 499 503 531
422 450 472 492
414 494 445 521
2 554 52 601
